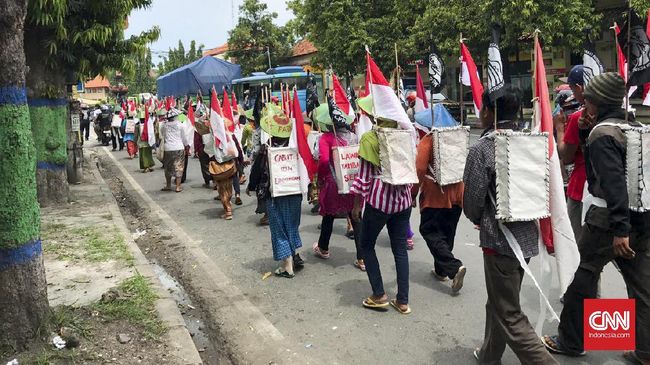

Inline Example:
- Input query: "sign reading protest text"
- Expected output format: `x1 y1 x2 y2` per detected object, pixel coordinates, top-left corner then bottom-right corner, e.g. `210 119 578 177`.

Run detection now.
332 145 360 194
268 147 302 198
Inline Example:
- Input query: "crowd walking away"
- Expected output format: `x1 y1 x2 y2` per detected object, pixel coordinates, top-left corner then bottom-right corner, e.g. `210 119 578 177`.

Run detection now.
96 32 649 363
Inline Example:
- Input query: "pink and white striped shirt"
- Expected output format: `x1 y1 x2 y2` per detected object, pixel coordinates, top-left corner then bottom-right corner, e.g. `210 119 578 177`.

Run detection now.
350 159 412 214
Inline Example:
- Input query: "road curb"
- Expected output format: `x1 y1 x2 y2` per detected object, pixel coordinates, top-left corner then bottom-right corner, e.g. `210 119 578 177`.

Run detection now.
90 148 203 365
98 147 315 364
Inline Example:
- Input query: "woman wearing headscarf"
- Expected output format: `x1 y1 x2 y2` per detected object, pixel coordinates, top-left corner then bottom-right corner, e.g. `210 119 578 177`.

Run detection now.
160 108 191 193
123 107 138 159
248 101 304 278
137 108 156 173
312 95 364 271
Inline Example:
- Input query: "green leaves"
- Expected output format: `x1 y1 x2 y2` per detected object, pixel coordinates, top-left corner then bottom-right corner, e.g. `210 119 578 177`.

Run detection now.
227 0 295 75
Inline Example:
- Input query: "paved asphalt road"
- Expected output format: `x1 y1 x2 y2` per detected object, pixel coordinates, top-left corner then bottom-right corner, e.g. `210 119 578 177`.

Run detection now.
95 132 630 365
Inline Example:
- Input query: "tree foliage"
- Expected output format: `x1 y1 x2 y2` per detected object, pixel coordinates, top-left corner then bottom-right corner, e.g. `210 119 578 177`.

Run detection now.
26 0 160 83
123 48 155 94
227 0 294 75
289 0 610 75
157 40 204 76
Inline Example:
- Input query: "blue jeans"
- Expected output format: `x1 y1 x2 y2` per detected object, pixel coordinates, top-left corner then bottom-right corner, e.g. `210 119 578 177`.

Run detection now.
360 203 411 304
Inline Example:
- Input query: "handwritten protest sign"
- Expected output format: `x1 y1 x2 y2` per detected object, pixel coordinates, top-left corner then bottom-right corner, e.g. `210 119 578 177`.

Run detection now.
268 147 301 197
332 145 360 194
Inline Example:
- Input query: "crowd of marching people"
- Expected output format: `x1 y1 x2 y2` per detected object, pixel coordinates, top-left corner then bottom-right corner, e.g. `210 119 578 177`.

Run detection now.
90 19 650 364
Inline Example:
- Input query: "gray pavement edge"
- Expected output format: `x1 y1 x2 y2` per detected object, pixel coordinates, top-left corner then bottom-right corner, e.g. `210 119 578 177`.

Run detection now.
89 149 203 365
98 147 314 365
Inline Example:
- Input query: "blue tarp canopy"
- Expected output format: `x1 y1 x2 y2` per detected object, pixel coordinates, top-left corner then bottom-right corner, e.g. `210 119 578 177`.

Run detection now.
414 103 459 130
156 56 242 97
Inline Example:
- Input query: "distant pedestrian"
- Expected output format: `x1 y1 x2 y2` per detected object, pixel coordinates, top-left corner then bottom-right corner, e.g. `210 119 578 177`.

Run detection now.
111 107 124 151
123 109 138 159
464 86 558 365
413 130 466 293
138 109 155 173
160 108 191 193
80 105 90 141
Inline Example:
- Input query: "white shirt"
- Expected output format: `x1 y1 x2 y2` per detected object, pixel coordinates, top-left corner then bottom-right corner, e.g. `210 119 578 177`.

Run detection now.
162 120 191 151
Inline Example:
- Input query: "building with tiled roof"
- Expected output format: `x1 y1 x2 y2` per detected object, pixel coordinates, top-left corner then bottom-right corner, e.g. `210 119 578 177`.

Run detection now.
203 42 230 61
83 75 111 101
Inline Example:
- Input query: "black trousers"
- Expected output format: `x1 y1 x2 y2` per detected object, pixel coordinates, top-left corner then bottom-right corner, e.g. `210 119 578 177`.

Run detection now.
180 154 189 183
558 223 650 359
198 151 212 185
111 127 124 150
80 121 90 140
419 206 463 279
318 214 361 260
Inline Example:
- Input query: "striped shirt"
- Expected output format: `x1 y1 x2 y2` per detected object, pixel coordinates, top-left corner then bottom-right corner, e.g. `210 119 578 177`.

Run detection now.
350 158 412 214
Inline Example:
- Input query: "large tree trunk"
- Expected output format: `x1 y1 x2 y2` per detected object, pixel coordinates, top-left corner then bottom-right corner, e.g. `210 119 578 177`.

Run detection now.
0 0 50 351
24 27 69 207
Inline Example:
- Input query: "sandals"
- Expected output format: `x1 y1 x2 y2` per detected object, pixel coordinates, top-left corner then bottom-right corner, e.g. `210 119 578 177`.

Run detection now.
235 196 243 205
259 214 269 226
160 187 172 192
390 299 411 315
312 242 330 259
473 348 480 361
431 269 449 282
451 266 467 293
354 259 366 271
274 268 294 279
406 238 414 250
345 230 355 240
541 335 585 356
175 188 183 193
362 296 389 309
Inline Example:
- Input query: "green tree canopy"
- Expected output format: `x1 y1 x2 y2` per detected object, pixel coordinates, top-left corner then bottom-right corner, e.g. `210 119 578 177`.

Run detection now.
123 48 156 94
157 39 204 76
227 0 295 75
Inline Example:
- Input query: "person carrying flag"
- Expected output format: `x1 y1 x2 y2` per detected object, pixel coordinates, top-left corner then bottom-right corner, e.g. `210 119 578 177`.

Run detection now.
311 95 364 271
542 73 650 365
554 66 587 242
464 86 559 365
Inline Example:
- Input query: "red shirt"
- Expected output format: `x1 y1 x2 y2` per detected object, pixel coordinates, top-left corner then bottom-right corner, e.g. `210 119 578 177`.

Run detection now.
563 109 586 201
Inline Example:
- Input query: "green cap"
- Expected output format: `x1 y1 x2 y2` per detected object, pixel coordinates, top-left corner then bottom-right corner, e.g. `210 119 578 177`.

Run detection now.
314 103 354 132
356 95 373 116
177 114 188 122
156 109 167 116
260 103 292 138
244 108 254 121
137 110 145 119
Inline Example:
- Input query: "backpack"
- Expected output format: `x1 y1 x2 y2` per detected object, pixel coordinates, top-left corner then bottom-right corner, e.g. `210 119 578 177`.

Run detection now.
590 121 650 212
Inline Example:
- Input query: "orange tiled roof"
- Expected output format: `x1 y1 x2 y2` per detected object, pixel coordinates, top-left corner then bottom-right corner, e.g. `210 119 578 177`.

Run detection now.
292 39 317 57
85 75 110 88
203 43 229 57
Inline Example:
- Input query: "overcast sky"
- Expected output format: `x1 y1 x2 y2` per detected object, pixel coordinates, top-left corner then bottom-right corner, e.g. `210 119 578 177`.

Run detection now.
124 0 294 63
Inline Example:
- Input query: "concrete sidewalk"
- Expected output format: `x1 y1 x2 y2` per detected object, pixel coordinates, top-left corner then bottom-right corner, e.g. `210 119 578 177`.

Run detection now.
40 149 202 365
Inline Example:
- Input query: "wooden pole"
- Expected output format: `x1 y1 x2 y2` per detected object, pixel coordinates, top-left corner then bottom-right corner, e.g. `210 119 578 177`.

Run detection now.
533 30 539 131
459 33 464 126
365 45 377 120
625 7 631 122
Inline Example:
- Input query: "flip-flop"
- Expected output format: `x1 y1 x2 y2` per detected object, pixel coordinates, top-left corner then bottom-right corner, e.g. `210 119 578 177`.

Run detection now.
274 268 294 278
390 299 412 315
541 335 585 356
175 188 183 193
160 187 172 192
623 351 649 365
362 297 389 309
473 348 480 361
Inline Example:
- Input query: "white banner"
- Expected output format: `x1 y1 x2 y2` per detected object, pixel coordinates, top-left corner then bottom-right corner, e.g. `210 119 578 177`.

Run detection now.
125 119 136 134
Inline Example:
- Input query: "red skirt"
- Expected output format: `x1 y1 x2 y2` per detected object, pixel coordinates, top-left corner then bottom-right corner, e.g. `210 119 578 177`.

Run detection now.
126 141 138 156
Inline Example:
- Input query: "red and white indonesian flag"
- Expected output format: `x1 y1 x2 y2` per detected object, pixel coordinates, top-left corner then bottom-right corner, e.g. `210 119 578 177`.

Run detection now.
415 64 428 112
333 73 353 115
534 37 580 300
289 90 317 195
460 42 484 118
210 87 228 148
366 51 416 141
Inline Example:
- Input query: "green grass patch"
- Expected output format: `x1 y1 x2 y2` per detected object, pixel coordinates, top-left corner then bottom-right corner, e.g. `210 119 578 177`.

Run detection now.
42 224 133 265
48 306 93 339
92 274 166 340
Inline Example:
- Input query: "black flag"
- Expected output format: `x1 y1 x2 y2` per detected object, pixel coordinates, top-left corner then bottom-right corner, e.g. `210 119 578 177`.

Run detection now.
583 29 604 85
487 24 505 102
618 10 650 86
428 42 446 94
306 76 320 115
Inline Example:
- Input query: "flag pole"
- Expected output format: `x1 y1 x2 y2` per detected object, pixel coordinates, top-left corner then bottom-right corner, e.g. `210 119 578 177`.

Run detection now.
625 7 631 122
365 45 377 121
459 33 464 126
533 30 540 131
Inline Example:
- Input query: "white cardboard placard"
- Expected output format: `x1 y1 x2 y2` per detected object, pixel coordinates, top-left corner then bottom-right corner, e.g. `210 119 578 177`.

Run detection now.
431 126 470 185
268 147 302 197
495 132 550 222
125 119 136 133
332 145 360 194
377 128 418 185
